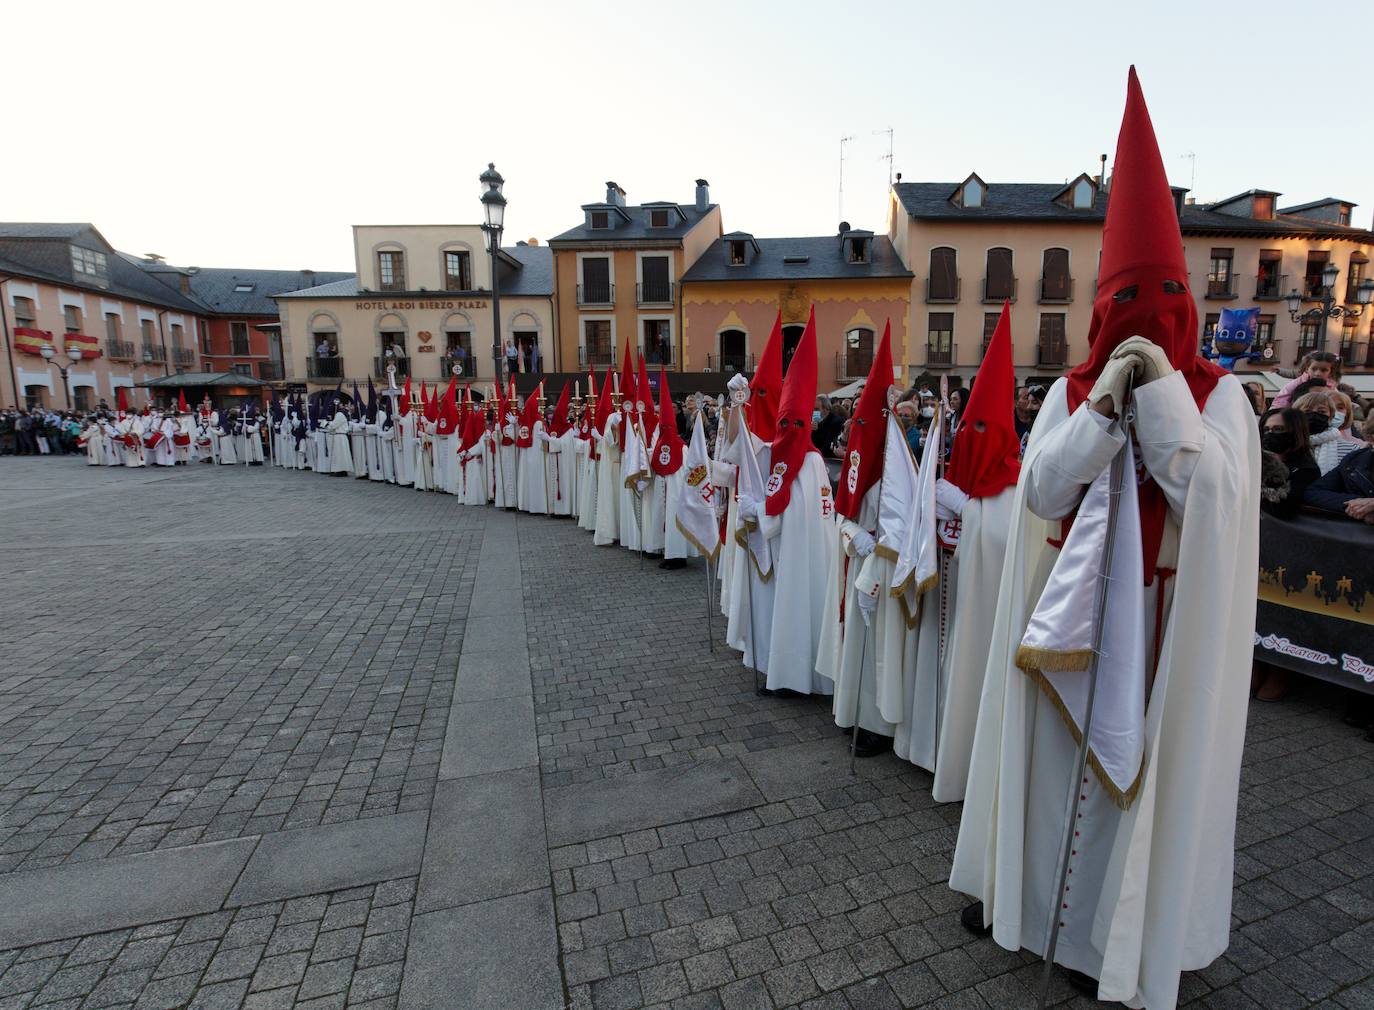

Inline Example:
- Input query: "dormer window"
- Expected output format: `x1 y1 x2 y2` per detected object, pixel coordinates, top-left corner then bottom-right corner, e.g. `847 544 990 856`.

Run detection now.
590 210 610 230
649 209 669 228
847 237 869 264
1339 207 1352 226
1071 178 1095 209
963 179 984 208
729 240 747 266
70 245 107 276
1253 194 1274 220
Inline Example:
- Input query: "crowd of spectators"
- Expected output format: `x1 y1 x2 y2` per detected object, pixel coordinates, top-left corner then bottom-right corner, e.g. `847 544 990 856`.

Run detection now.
0 407 91 455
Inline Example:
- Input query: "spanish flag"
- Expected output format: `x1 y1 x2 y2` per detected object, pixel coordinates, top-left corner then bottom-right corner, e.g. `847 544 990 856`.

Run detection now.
14 327 52 356
64 332 101 360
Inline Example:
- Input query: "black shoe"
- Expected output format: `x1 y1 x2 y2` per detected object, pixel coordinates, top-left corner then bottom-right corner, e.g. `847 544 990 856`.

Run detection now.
1065 969 1097 998
960 902 992 937
658 558 686 570
852 729 892 759
756 687 776 697
644 551 663 560
841 726 854 737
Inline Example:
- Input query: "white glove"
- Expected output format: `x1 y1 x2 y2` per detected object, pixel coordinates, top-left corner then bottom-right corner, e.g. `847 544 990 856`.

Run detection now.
1087 354 1137 417
737 496 762 522
935 478 969 518
856 586 877 626
711 461 737 487
848 527 876 558
727 373 750 396
1111 335 1173 386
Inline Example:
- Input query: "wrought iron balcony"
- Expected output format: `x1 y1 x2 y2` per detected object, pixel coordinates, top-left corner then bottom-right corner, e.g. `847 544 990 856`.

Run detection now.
636 281 674 306
578 346 615 369
1205 276 1237 299
307 356 345 380
833 351 875 382
924 277 960 304
925 343 955 368
173 347 197 368
1037 342 1068 367
105 339 135 361
1038 278 1075 304
706 352 754 375
375 355 410 378
141 343 166 364
1255 272 1286 301
577 282 615 306
981 277 1017 304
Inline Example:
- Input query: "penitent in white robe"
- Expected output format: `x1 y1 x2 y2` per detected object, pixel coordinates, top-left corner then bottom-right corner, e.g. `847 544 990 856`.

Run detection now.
660 465 697 562
324 412 354 473
243 420 264 464
930 486 1015 803
618 418 647 551
80 424 104 464
950 372 1258 1010
413 423 434 491
725 431 771 669
547 429 578 517
396 413 416 486
592 420 622 546
576 438 598 531
121 419 146 467
434 431 458 494
365 419 384 481
493 420 518 508
101 422 122 465
461 440 488 505
517 424 552 514
154 419 176 466
752 453 835 694
349 422 368 478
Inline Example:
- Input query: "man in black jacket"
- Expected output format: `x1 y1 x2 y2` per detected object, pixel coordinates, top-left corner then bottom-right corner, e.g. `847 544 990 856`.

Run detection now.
811 394 843 459
1304 429 1374 524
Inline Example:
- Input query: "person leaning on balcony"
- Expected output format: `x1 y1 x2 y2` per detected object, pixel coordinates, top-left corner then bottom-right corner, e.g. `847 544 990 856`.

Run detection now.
316 337 332 358
811 395 843 458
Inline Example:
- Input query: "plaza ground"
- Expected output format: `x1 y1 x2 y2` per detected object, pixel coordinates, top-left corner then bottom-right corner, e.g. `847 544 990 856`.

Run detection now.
0 458 1370 1010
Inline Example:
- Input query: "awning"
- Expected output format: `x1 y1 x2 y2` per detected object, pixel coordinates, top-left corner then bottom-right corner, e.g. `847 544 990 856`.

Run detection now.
135 371 270 388
254 321 282 331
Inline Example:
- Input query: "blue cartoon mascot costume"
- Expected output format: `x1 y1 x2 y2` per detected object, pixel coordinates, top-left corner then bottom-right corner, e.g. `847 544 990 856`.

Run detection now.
1203 306 1265 370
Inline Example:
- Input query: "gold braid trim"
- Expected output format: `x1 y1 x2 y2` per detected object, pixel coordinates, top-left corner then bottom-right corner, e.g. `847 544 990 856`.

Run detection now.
1018 662 1146 811
675 517 721 563
1014 644 1093 674
623 467 649 491
874 543 900 563
733 521 774 583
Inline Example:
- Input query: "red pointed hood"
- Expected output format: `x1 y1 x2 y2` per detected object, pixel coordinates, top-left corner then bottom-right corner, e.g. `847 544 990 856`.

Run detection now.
650 368 685 476
177 389 189 413
399 375 411 417
436 378 459 435
636 352 657 436
946 302 1020 498
549 381 573 437
764 306 819 517
1066 66 1223 414
117 386 129 413
834 320 894 519
516 382 543 447
749 312 783 442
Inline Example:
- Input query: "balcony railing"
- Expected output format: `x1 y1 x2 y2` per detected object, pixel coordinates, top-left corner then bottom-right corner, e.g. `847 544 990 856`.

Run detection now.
707 352 754 375
106 339 135 361
173 347 196 368
230 341 251 356
1340 341 1363 367
1037 342 1069 367
636 281 674 305
258 362 282 381
142 343 165 364
578 346 615 369
833 351 876 382
981 277 1017 303
1255 272 1286 300
439 355 473 378
1205 276 1237 299
925 343 955 368
1038 278 1075 304
375 355 410 378
577 282 615 306
924 277 961 303
307 356 345 380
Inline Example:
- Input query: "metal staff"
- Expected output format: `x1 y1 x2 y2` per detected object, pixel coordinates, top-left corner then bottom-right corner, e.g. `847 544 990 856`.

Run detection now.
1035 384 1134 1010
731 391 766 695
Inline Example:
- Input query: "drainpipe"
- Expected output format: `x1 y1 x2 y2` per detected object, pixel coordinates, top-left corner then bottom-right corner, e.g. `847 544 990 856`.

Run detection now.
156 309 171 379
0 277 18 407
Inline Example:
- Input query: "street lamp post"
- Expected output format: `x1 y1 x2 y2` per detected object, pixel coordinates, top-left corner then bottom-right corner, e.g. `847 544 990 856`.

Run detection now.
480 162 507 389
1284 263 1374 359
40 343 84 409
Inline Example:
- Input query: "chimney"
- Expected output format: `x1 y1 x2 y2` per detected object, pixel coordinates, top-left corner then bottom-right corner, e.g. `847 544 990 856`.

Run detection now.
526 237 540 246
605 181 625 206
695 179 710 211
1097 153 1107 188
301 269 316 287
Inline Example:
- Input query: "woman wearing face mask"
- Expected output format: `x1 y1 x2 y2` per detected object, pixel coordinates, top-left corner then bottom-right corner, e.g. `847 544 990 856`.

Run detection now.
1293 390 1358 475
1258 408 1318 519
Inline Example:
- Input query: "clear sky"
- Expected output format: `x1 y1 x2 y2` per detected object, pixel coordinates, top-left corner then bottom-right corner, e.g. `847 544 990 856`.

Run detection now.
8 0 1371 271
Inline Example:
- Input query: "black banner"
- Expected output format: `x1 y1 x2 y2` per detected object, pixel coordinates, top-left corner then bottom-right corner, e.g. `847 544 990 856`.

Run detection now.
1256 511 1374 693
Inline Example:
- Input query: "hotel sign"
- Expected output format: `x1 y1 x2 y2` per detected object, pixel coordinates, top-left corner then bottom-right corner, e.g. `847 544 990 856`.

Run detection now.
354 299 487 311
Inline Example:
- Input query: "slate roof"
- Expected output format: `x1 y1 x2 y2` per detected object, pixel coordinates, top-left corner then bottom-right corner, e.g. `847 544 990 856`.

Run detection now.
549 203 717 246
1279 197 1355 215
137 371 270 388
892 181 1374 240
680 234 912 284
274 245 553 299
0 223 92 239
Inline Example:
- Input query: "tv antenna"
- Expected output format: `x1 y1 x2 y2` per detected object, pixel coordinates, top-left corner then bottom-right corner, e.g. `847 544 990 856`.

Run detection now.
838 134 855 224
874 127 894 188
1179 151 1197 195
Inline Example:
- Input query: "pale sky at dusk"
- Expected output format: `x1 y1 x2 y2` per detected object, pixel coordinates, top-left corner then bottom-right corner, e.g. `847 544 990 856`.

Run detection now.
8 0 1371 271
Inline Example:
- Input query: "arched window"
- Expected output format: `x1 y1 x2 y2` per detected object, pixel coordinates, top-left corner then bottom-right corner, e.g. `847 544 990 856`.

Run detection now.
928 247 959 301
376 248 406 291
1040 248 1072 302
984 247 1014 301
781 324 806 375
717 329 747 373
844 328 874 379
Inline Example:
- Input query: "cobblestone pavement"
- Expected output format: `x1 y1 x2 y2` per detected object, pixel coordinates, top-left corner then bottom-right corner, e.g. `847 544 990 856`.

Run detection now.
1 459 1371 1009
